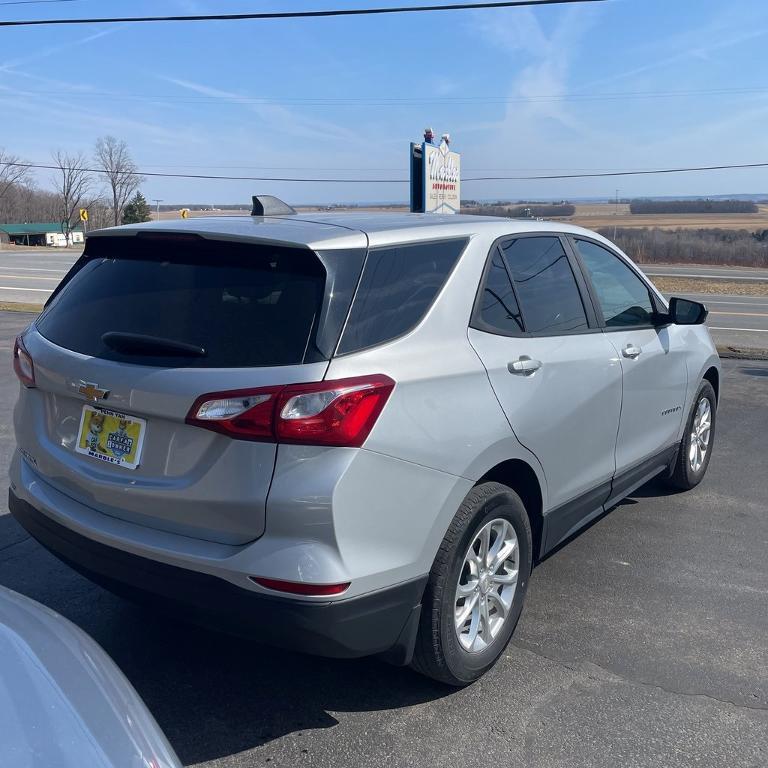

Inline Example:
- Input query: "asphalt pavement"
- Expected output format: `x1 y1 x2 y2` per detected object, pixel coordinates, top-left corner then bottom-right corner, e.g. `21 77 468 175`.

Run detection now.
0 248 80 304
677 292 768 350
0 310 766 768
644 264 768 281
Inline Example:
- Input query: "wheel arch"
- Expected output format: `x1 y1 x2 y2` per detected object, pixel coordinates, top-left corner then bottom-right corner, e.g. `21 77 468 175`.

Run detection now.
477 459 544 561
703 365 720 403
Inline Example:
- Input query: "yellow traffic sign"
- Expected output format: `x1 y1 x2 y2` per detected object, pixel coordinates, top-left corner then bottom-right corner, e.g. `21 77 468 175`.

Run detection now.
79 208 88 222
180 208 190 219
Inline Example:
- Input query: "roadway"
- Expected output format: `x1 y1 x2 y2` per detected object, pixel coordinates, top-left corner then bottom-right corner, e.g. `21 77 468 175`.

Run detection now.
643 263 768 281
3 249 767 351
0 248 80 305
675 292 768 350
0 309 766 768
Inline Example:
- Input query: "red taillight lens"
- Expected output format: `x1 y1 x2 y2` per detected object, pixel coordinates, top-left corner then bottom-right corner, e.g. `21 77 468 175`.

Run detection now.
250 577 350 596
276 374 395 447
185 374 394 447
13 336 35 388
185 386 281 441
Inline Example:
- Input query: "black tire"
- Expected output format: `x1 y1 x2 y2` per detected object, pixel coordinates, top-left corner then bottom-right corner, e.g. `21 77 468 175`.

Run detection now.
411 482 532 686
666 380 717 491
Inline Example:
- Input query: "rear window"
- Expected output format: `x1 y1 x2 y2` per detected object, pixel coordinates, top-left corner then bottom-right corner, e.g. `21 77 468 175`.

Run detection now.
337 238 467 354
37 235 326 368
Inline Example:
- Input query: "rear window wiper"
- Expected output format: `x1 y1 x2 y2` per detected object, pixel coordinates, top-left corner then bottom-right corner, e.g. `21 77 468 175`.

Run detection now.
101 332 207 358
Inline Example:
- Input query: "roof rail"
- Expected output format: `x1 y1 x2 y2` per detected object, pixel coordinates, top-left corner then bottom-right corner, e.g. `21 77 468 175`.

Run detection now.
251 195 296 216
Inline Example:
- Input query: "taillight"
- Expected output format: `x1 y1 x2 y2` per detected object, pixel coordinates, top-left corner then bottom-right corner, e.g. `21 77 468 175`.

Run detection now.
185 374 394 447
186 386 281 441
13 336 35 388
276 375 394 447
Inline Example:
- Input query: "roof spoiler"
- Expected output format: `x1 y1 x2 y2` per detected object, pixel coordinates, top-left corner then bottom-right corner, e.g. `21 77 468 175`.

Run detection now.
251 195 296 216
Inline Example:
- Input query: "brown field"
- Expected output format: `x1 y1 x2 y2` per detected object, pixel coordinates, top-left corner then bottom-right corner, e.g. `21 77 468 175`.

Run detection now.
651 277 768 297
153 203 768 232
155 209 249 220
153 205 411 221
560 203 768 231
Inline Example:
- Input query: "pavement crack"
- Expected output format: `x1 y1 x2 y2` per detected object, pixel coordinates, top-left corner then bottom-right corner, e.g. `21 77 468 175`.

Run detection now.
512 641 768 713
0 535 31 555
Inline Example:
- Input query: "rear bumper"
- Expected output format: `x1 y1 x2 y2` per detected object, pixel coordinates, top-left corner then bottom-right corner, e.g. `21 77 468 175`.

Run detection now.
9 489 426 662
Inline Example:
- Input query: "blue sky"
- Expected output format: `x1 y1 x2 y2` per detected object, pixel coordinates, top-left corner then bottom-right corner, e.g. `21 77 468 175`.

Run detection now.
2 0 768 205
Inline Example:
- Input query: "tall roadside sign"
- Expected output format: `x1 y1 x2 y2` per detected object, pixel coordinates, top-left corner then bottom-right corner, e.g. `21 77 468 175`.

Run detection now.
410 129 461 214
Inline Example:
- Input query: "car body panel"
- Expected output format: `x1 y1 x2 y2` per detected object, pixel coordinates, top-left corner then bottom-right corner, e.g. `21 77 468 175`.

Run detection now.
0 586 180 768
602 325 688 474
10 444 470 600
15 330 329 545
91 214 369 251
468 328 623 511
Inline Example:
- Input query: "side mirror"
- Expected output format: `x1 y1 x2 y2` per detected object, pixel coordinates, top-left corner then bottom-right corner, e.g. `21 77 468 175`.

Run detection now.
669 296 708 325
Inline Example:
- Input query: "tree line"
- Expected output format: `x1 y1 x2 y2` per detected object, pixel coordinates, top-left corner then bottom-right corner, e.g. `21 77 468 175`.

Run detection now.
0 137 152 235
629 199 759 215
462 203 576 218
601 227 768 267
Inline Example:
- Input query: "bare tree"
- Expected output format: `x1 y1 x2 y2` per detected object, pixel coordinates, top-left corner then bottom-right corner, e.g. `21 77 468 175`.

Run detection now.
0 148 31 204
94 136 143 226
51 150 92 243
82 194 113 230
0 182 58 224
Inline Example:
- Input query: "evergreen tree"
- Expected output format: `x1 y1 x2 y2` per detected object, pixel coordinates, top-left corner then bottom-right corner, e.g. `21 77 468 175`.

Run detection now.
122 191 152 224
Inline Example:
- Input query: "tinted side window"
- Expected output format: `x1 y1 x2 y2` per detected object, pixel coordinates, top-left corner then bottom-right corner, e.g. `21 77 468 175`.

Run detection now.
502 236 589 334
574 239 654 327
337 239 466 354
476 249 524 335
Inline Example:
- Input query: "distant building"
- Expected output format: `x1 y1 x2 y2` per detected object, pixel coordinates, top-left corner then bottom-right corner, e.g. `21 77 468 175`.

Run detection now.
0 223 84 247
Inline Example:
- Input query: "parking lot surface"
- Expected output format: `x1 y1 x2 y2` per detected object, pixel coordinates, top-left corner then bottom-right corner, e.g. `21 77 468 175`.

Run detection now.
1 310 766 767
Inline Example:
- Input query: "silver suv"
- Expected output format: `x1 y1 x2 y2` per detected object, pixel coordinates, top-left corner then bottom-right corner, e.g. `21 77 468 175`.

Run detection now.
9 205 720 685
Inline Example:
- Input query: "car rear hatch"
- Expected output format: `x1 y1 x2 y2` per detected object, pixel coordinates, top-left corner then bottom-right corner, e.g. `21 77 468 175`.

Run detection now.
15 231 365 545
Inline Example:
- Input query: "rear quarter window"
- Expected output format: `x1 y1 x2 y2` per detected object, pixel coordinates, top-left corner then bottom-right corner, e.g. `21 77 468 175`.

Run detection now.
37 235 327 368
336 238 467 354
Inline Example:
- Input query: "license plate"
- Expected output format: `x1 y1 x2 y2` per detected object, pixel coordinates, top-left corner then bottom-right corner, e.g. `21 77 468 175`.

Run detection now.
75 405 146 470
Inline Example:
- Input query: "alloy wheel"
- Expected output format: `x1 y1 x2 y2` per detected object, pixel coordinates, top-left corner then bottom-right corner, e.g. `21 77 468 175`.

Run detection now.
454 518 519 653
689 396 712 473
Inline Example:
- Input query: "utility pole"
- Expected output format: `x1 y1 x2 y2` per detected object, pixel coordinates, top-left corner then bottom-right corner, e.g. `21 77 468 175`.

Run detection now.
613 189 620 240
153 199 163 221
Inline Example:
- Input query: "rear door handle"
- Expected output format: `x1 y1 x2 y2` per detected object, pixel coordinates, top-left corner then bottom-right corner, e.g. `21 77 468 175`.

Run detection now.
622 344 642 359
508 356 542 376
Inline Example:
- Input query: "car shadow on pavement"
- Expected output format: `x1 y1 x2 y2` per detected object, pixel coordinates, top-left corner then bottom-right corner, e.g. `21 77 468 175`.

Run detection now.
0 514 452 766
537 476 674 563
105 600 453 765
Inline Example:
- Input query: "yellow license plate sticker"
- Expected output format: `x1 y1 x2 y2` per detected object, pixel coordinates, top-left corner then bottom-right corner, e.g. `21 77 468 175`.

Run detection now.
75 406 146 470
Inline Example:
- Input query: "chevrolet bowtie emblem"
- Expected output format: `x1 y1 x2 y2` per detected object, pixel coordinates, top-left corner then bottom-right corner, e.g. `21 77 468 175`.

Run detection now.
75 381 110 402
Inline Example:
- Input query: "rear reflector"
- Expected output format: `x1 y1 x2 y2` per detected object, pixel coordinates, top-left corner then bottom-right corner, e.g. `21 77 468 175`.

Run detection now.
186 374 394 447
250 577 351 596
13 336 35 388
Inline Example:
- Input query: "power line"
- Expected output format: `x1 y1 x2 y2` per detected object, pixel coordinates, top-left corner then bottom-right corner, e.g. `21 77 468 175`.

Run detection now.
136 165 662 172
0 0 607 28
468 162 768 181
0 0 81 5
3 159 768 184
7 85 768 106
